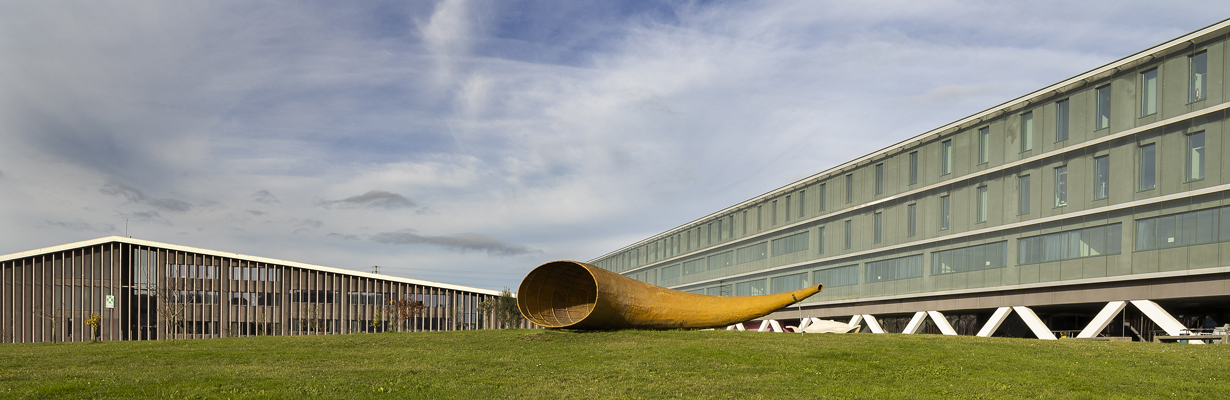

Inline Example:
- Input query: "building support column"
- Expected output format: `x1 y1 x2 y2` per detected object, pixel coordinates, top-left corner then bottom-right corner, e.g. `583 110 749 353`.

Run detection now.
1012 306 1057 340
1077 301 1127 339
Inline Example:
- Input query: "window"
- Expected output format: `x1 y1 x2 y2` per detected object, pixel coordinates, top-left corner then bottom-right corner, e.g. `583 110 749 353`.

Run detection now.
681 259 705 275
932 241 1007 275
772 200 778 226
1190 51 1208 102
784 196 791 222
797 190 805 219
1020 112 1033 152
1141 68 1158 116
1056 99 1070 142
742 210 748 235
873 212 883 243
1019 175 1031 215
874 163 884 195
771 231 809 256
844 220 852 249
660 265 681 280
978 127 990 163
707 251 734 270
735 279 766 296
907 203 917 237
1139 143 1156 191
770 272 809 294
815 265 858 288
1093 156 1109 200
819 183 827 212
1136 206 1228 251
728 215 735 238
976 186 988 223
1095 85 1111 130
1018 223 1122 264
865 255 923 283
845 174 854 203
818 226 826 255
1054 166 1068 207
939 195 950 230
908 151 919 185
941 140 953 175
1187 131 1205 182
736 242 767 264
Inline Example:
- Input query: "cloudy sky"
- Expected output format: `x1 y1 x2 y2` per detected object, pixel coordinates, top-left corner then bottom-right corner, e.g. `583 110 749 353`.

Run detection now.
1 1 1227 291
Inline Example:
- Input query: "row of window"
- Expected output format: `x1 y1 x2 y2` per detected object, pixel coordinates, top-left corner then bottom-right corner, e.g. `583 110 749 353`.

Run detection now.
599 50 1213 275
164 264 284 282
693 206 1230 295
1136 205 1230 251
660 231 810 280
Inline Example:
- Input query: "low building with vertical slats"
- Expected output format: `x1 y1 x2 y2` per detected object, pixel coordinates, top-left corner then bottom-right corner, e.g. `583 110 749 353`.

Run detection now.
0 236 523 343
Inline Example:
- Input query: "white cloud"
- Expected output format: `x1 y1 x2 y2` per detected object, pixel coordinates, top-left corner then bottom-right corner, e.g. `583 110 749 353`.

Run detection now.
2 1 1228 290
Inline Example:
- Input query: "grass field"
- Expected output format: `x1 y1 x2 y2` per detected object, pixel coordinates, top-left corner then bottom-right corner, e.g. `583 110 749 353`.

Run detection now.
1 329 1228 399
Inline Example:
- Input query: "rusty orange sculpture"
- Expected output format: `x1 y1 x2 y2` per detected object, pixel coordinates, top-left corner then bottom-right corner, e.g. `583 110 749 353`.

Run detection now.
517 260 822 329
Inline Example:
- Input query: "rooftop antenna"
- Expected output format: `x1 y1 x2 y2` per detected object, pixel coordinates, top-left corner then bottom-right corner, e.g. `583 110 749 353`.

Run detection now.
372 265 379 274
125 218 129 238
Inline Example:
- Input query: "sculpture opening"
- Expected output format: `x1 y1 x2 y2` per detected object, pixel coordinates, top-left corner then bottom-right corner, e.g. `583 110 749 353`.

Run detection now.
517 261 598 327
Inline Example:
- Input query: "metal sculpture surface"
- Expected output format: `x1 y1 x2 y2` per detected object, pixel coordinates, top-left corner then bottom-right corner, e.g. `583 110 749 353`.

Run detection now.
517 260 822 329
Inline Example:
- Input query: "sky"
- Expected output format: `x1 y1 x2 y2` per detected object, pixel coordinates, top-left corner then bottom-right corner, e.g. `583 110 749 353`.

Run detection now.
2 1 1228 291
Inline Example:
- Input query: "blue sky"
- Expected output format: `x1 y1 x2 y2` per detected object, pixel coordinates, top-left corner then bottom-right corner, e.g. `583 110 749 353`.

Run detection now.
2 1 1228 290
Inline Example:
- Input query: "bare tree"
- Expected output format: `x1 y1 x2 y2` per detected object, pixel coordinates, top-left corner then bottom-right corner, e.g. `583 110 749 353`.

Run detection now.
157 301 186 340
388 296 425 332
32 304 65 343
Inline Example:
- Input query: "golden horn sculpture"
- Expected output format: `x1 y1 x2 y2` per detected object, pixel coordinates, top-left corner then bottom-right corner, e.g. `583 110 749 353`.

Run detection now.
517 260 822 329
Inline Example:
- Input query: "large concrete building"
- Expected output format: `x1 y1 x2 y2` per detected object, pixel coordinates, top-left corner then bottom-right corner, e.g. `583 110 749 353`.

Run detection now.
1 236 521 343
591 19 1230 340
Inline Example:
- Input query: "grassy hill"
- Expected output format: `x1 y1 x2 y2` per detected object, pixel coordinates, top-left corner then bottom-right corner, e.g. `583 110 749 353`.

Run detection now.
1 329 1227 398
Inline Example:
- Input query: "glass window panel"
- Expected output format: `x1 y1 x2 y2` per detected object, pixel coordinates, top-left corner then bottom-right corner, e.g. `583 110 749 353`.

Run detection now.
1139 144 1156 191
1107 224 1122 254
942 140 953 175
1156 215 1177 249
977 186 988 223
1141 69 1158 116
1054 166 1068 207
1020 113 1033 152
844 220 852 249
1191 51 1208 102
1094 156 1109 200
907 204 917 237
940 195 950 230
1096 85 1111 130
874 212 882 243
875 163 884 194
1223 206 1230 242
1056 99 1070 142
819 184 826 212
1188 132 1205 181
909 151 919 185
1197 209 1218 244
1019 175 1031 215
1178 212 1198 247
979 127 990 163
845 174 853 203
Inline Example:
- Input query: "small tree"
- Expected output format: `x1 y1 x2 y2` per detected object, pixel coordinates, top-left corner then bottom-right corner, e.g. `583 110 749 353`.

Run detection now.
388 296 425 332
157 302 186 340
477 288 522 329
84 313 102 342
32 304 65 342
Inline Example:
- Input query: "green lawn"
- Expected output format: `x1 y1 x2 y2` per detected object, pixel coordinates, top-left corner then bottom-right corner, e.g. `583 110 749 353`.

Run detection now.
1 329 1227 399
